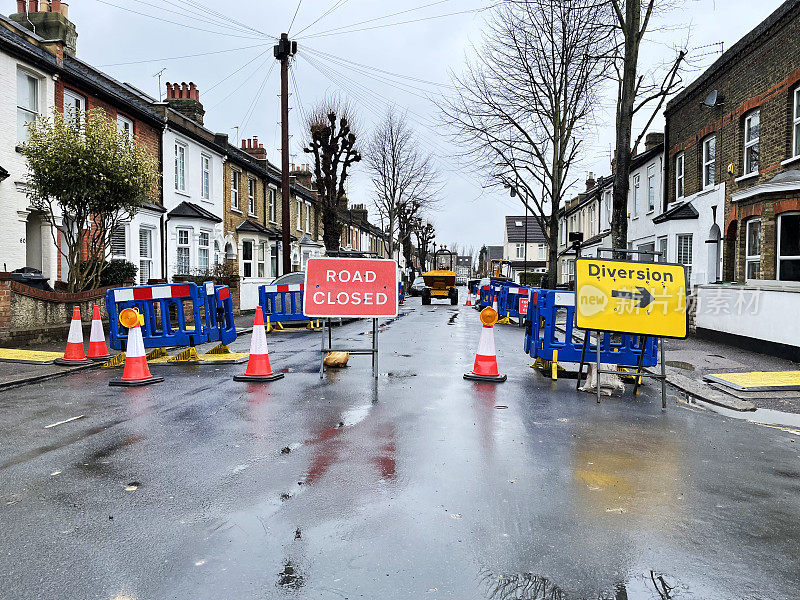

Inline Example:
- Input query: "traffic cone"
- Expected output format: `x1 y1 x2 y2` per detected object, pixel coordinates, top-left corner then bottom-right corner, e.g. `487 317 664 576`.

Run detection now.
54 306 91 366
492 293 499 313
464 307 507 382
109 309 163 387
465 291 473 306
234 307 284 382
87 305 112 361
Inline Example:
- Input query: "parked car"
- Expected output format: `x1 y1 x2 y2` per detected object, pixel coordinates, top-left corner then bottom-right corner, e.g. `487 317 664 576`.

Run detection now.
409 276 426 296
271 271 305 286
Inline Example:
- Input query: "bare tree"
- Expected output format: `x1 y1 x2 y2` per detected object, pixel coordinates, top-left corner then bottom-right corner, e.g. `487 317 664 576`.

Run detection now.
609 0 686 252
366 107 441 266
412 219 435 272
441 0 612 284
303 95 361 252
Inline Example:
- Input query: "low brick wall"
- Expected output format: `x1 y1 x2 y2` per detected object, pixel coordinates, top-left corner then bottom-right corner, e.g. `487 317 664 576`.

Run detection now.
0 275 112 346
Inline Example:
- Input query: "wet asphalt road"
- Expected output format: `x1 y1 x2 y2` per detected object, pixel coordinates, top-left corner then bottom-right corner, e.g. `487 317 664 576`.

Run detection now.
1 298 800 600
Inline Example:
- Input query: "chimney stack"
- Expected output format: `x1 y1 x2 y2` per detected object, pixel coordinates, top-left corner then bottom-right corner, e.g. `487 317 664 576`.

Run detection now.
241 136 267 160
585 171 596 191
291 163 313 189
645 131 665 151
165 81 205 125
12 0 77 55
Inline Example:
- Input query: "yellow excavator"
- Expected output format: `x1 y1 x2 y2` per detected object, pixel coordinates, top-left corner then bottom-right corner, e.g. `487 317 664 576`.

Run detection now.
490 258 512 282
422 247 458 305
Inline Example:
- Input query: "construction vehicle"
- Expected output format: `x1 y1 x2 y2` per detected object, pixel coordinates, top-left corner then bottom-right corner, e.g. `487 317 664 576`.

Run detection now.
421 247 459 305
490 258 513 282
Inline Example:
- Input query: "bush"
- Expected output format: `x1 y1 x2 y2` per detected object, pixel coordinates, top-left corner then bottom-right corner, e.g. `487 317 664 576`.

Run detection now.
100 260 138 287
520 272 543 286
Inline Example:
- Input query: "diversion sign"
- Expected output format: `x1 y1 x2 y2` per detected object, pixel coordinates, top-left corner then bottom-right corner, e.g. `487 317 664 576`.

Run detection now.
303 257 398 318
575 258 687 338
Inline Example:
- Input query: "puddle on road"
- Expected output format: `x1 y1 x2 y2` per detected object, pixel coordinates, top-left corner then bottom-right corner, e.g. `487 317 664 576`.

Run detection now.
277 561 304 590
448 313 459 325
479 569 685 600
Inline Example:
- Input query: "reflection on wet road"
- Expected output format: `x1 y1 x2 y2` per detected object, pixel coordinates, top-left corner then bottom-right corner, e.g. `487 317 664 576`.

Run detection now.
0 299 799 599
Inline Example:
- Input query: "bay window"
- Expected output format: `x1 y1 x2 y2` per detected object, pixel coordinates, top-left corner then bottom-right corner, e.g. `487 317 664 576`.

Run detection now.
258 242 266 278
177 229 190 274
242 240 253 278
778 213 800 281
745 219 761 279
198 231 210 273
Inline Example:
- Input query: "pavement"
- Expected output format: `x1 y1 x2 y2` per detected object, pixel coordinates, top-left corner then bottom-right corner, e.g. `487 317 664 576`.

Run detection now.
2 298 800 599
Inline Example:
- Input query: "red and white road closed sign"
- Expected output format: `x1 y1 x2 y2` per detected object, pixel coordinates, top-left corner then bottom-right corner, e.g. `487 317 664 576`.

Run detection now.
303 258 399 318
519 296 529 316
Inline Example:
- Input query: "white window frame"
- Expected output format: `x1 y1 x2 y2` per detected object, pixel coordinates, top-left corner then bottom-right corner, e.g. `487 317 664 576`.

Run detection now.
604 190 612 227
702 136 716 189
675 153 685 200
242 239 254 278
778 212 800 281
248 178 256 214
138 226 154 284
117 114 133 142
231 170 240 211
588 204 596 237
268 187 277 223
794 88 800 159
174 142 186 192
198 230 210 273
744 110 760 176
177 228 191 274
745 218 761 279
647 164 656 212
17 68 40 143
515 243 524 259
657 236 668 263
257 241 267 278
632 174 640 217
296 198 302 231
110 225 127 260
538 244 546 260
677 234 693 284
63 88 86 126
201 154 211 200
305 201 311 233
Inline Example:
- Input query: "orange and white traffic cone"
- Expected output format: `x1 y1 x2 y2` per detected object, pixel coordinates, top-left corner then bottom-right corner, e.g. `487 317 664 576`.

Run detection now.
234 307 284 382
54 306 91 366
87 305 112 361
464 307 507 382
492 293 499 313
109 308 163 387
465 291 473 306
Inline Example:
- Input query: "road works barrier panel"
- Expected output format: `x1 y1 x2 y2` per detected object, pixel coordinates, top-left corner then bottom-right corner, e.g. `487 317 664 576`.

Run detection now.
524 288 659 367
398 281 405 305
304 257 398 378
259 283 306 326
498 284 531 321
106 282 237 350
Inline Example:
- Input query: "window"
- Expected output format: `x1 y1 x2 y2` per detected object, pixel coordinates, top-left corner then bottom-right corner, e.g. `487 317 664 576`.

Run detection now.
17 69 39 142
632 174 640 217
744 110 760 175
560 222 566 246
658 236 668 262
604 190 612 227
110 226 126 259
538 244 546 260
677 234 693 284
647 164 656 212
242 240 253 278
588 205 596 237
258 242 266 278
515 243 524 259
296 199 302 231
270 242 278 277
248 178 256 214
745 219 761 279
177 229 190 274
201 155 211 200
117 115 133 142
198 231 210 272
703 136 716 188
174 143 186 191
305 202 311 233
139 227 153 284
675 153 685 199
794 89 800 158
778 213 800 281
63 89 85 126
638 242 656 263
515 220 523 227
268 187 276 222
231 171 240 210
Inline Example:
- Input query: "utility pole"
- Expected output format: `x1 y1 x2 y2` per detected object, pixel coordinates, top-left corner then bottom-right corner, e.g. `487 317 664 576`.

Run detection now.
274 32 297 275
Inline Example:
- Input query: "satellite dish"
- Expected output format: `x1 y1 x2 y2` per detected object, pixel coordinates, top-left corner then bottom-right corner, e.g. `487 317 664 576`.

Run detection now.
703 90 721 107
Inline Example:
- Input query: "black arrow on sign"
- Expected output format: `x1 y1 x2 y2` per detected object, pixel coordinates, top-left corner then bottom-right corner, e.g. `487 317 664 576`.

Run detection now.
611 286 653 308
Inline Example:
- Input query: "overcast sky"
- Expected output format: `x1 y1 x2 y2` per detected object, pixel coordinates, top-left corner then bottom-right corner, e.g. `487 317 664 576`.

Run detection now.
63 0 784 253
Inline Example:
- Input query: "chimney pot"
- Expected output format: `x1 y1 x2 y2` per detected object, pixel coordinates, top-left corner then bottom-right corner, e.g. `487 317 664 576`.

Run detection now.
51 0 60 12
241 139 246 149
28 0 37 12
259 144 264 149
16 1 25 13
180 82 189 98
189 81 197 100
253 135 258 145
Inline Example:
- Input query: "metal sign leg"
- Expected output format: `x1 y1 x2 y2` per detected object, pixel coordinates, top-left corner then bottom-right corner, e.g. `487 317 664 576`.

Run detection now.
372 318 378 379
596 330 602 404
660 337 667 410
319 318 326 379
576 332 589 391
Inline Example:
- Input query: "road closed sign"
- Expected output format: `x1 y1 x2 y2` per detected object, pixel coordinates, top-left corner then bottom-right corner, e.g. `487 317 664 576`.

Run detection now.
303 258 399 318
575 258 687 338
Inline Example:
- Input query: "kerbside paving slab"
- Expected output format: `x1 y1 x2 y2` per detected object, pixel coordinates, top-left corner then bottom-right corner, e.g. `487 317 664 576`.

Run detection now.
1 299 799 599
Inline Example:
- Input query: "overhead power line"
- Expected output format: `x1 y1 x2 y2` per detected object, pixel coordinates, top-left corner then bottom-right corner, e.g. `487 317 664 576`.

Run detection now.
287 0 304 34
206 54 273 110
98 43 271 67
293 0 352 37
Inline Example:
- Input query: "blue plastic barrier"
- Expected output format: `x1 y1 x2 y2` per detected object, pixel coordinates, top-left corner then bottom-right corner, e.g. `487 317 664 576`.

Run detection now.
523 289 658 367
197 282 237 346
498 283 529 320
106 283 207 350
259 283 306 324
398 281 405 305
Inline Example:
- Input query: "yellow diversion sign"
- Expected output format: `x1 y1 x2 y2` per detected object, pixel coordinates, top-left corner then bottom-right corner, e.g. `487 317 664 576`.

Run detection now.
575 258 688 338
